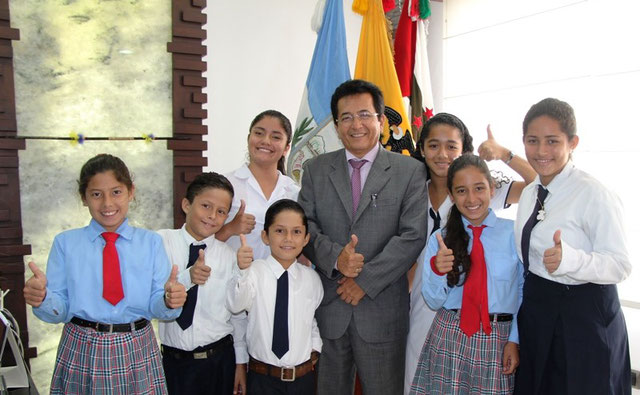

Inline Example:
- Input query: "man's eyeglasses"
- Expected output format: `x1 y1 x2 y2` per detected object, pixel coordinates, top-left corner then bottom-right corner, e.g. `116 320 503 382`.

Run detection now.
336 111 379 126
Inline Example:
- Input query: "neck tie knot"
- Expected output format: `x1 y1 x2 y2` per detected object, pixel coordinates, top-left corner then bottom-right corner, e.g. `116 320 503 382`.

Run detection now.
467 224 487 238
537 185 549 201
102 232 119 243
349 158 367 169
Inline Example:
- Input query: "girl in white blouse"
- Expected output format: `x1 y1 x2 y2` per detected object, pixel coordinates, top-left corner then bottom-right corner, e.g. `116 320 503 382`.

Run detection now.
216 110 300 260
514 98 631 395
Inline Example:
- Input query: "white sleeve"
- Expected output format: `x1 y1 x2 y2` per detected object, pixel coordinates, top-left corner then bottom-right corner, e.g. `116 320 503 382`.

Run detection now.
552 189 631 284
225 269 255 314
490 179 513 211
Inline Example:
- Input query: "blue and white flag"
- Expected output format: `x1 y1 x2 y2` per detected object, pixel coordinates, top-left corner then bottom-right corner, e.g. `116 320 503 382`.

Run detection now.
287 0 351 183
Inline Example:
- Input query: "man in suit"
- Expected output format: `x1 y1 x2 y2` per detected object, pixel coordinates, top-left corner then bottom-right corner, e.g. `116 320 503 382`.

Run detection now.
298 79 428 395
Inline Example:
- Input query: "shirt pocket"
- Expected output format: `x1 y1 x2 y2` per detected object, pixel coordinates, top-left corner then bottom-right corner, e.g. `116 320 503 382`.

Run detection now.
487 253 519 282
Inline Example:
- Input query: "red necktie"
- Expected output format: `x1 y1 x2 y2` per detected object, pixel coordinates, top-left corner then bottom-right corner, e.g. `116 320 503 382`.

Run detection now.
460 225 491 337
102 232 124 305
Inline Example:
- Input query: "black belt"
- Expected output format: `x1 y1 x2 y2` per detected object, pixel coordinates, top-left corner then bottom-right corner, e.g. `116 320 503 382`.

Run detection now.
448 309 513 322
71 317 149 333
161 334 233 360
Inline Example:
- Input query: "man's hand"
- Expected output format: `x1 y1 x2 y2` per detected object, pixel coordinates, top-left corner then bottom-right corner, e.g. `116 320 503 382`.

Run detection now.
337 234 364 278
337 277 365 306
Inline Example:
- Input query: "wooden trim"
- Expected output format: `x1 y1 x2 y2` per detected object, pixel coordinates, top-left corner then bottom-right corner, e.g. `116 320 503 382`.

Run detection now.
0 138 25 150
192 92 206 103
170 0 208 227
181 10 206 24
182 75 206 87
175 122 207 135
182 107 206 119
172 26 206 39
167 42 206 56
0 26 19 40
0 0 32 364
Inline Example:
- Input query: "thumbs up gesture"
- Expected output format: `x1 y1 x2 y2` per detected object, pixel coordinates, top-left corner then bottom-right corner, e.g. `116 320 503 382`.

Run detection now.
478 124 509 162
543 230 562 273
237 234 254 270
165 264 187 309
24 262 47 307
229 199 256 236
190 249 211 285
434 233 455 274
337 234 365 278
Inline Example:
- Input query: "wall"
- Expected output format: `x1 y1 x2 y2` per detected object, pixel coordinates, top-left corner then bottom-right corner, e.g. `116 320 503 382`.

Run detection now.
10 0 173 391
203 0 364 175
441 0 640 389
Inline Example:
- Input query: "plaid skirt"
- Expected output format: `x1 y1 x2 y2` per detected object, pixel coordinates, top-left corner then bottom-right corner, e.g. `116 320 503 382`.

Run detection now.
409 308 514 395
50 321 168 395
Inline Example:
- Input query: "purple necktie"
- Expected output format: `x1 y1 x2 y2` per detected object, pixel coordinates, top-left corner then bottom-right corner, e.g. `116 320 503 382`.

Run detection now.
349 159 367 217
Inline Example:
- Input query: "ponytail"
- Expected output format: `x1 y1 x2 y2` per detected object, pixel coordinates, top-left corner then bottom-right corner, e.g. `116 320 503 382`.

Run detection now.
443 198 471 288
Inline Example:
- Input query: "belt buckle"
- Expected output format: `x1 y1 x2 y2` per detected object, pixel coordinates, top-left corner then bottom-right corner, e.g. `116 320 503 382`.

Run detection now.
193 351 208 360
280 366 296 382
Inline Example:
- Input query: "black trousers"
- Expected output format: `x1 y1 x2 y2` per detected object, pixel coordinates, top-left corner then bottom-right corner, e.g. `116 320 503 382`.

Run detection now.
162 338 236 395
247 369 316 395
515 273 630 395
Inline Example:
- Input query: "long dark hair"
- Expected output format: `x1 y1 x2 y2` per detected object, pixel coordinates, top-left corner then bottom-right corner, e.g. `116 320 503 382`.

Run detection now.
412 113 474 180
249 110 292 174
442 154 492 287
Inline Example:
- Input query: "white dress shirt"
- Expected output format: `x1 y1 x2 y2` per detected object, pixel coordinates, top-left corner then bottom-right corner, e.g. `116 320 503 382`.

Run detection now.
226 256 324 367
514 161 631 285
404 178 512 394
157 226 248 363
225 164 300 260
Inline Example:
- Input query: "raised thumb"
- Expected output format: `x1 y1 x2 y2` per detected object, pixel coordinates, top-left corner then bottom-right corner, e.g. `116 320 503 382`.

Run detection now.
553 229 562 246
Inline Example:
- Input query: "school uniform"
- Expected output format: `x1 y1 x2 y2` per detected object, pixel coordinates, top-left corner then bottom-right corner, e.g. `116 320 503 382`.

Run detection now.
410 209 523 395
225 164 300 259
226 255 323 394
157 226 249 395
33 219 178 395
405 178 513 393
514 161 632 395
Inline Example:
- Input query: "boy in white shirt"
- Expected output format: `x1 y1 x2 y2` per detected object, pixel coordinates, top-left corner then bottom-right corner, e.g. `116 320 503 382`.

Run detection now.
227 199 323 394
158 172 247 395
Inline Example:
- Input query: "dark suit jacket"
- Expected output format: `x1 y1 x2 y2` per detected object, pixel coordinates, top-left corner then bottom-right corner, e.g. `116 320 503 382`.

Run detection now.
298 146 428 342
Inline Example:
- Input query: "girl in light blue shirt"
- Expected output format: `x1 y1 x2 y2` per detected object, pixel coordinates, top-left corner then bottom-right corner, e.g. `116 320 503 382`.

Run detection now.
24 153 187 394
410 154 523 395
